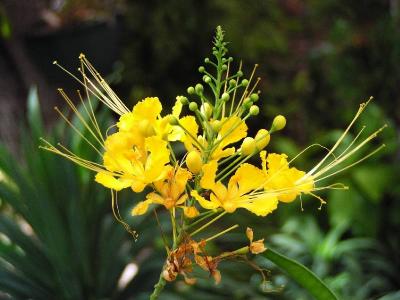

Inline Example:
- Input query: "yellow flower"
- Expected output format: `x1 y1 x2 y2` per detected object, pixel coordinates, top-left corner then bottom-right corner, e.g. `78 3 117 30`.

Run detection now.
93 97 174 192
96 135 171 192
132 167 199 217
191 161 278 216
260 151 314 202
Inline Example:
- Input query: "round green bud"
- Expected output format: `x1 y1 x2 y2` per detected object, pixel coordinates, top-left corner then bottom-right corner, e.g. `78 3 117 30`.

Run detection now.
241 79 249 87
229 79 236 86
272 115 286 131
187 86 195 94
212 46 216 51
222 58 227 63
241 137 256 156
250 93 259 102
169 116 179 125
203 75 211 83
228 57 233 62
189 102 198 111
204 58 210 63
237 70 243 77
222 64 228 71
178 96 188 105
195 83 204 94
243 97 252 109
211 120 222 132
221 92 230 102
198 66 205 73
249 105 259 116
213 51 218 56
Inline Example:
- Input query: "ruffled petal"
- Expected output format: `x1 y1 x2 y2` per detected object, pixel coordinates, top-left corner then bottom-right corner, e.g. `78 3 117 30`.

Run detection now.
200 160 218 190
191 190 220 210
95 172 131 191
131 199 153 215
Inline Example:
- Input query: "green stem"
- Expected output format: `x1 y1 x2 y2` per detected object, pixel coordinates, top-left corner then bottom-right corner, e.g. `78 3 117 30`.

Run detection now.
190 211 227 237
149 272 167 300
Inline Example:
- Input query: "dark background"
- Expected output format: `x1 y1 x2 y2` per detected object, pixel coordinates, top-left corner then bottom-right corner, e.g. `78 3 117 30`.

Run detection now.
0 1 399 299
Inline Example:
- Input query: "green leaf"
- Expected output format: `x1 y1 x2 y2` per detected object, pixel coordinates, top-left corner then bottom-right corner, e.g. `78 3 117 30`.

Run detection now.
27 86 44 138
352 165 392 203
262 247 338 300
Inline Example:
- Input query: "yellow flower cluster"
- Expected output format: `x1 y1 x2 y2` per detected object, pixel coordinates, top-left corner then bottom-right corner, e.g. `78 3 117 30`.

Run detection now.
41 26 385 289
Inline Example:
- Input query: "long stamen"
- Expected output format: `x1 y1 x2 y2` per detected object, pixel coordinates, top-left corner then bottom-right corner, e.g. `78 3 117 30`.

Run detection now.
308 97 373 176
58 89 105 150
53 106 103 156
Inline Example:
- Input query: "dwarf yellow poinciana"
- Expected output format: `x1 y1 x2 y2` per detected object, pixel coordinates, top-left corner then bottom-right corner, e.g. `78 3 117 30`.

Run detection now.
41 26 385 298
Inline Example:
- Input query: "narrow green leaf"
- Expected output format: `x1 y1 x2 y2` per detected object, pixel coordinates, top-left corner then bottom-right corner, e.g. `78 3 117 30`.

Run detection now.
262 248 338 300
27 86 44 138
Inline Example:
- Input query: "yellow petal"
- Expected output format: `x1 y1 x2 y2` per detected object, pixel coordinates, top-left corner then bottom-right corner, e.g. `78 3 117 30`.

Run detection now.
132 97 162 123
219 116 248 148
146 192 165 204
182 206 199 218
264 153 313 203
172 98 183 117
211 147 236 161
191 190 220 210
230 163 265 195
241 195 279 217
246 227 254 242
250 239 266 254
179 116 199 151
95 172 131 191
117 113 135 132
131 199 152 215
130 179 147 193
200 160 218 190
144 136 170 182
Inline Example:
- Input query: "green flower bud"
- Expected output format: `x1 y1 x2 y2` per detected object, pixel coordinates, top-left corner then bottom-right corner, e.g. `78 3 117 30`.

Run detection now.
187 86 195 94
241 137 256 156
213 51 218 56
249 105 259 116
237 70 243 77
228 57 233 62
222 64 228 71
200 103 213 119
250 93 259 102
203 75 211 83
195 83 204 94
189 102 198 111
211 120 222 132
204 58 210 63
198 66 205 73
169 116 179 125
241 79 249 87
243 98 252 109
229 79 236 86
221 92 230 102
178 96 188 105
272 115 286 131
